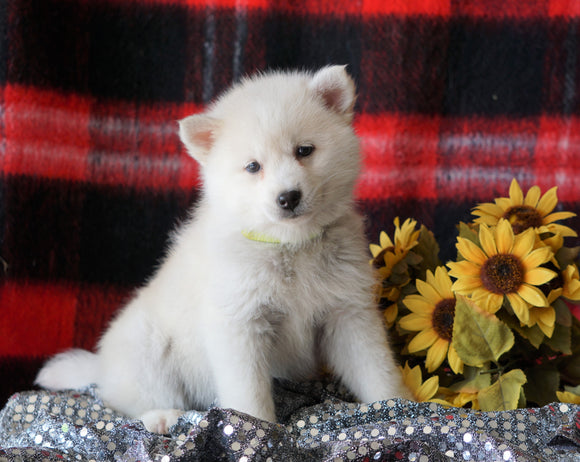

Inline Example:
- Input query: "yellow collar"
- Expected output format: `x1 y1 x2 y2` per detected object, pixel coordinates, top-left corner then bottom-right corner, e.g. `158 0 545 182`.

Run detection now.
241 230 323 245
241 230 282 244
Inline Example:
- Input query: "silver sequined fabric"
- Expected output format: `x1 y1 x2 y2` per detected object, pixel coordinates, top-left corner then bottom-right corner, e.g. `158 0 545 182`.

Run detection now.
1 381 580 461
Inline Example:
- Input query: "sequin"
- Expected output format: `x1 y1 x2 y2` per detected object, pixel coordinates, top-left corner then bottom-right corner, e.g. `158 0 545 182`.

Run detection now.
1 383 580 461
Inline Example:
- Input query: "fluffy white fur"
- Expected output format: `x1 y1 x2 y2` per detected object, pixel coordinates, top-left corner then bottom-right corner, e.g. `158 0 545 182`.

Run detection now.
36 66 410 433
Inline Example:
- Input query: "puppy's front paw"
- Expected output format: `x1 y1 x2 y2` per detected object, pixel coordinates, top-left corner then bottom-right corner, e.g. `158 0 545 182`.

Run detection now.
140 409 185 434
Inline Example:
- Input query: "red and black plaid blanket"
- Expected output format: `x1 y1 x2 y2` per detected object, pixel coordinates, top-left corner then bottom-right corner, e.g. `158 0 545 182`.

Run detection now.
1 0 580 413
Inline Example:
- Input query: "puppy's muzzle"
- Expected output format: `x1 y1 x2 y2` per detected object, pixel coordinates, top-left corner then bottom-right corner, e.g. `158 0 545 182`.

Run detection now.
277 190 302 213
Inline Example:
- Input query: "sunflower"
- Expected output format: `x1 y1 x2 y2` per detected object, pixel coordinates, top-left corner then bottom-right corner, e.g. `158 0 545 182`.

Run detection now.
447 219 556 326
556 388 580 405
399 267 464 374
399 362 439 402
370 217 421 324
472 178 577 238
563 264 580 301
370 217 421 278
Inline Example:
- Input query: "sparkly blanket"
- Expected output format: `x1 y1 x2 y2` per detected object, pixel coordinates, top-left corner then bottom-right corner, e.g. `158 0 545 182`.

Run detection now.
1 382 580 461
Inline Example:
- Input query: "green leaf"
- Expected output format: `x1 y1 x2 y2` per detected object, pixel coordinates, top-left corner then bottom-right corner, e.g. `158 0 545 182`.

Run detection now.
478 369 527 411
458 222 479 244
413 225 441 277
498 310 545 349
452 296 515 366
556 246 580 269
544 322 572 354
524 365 560 406
449 366 491 393
554 298 572 328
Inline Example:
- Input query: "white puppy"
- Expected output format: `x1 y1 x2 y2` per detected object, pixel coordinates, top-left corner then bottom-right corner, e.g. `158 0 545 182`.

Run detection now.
36 66 409 433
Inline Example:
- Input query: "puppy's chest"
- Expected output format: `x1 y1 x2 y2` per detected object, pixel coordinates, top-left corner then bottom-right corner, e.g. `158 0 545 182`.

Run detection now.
262 244 345 299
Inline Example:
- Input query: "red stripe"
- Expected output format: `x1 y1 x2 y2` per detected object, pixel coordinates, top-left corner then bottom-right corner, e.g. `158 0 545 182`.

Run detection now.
355 113 580 203
35 0 580 18
0 280 130 357
549 0 580 17
355 113 441 201
3 84 201 190
4 85 580 202
0 281 78 357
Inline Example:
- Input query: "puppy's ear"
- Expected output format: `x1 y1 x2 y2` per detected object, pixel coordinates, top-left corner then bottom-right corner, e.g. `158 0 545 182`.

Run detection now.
178 114 222 165
309 65 356 119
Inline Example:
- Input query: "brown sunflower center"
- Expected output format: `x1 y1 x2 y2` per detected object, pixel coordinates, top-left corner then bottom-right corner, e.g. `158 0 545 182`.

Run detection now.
432 298 456 342
503 205 543 234
480 254 524 294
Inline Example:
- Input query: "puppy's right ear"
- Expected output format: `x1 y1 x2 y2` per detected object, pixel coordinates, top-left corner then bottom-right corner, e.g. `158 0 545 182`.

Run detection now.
178 114 222 165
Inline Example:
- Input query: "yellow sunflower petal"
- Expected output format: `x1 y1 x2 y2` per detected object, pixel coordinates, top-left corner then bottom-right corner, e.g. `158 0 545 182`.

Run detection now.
446 260 481 278
379 230 394 249
507 180 523 204
509 178 524 205
538 306 556 326
517 283 548 307
399 313 433 332
408 328 439 353
524 267 556 286
495 197 513 210
472 203 504 218
447 344 464 375
425 269 438 290
402 362 422 391
456 237 488 265
524 185 541 207
384 304 398 325
474 215 501 226
535 316 555 338
506 293 530 324
511 228 535 259
521 247 553 271
369 243 383 258
479 224 498 256
557 391 580 405
543 211 577 224
451 276 483 294
425 338 449 373
416 375 439 402
403 295 435 314
536 186 558 216
434 267 454 299
547 223 578 238
493 220 514 254
416 278 443 305
475 292 504 313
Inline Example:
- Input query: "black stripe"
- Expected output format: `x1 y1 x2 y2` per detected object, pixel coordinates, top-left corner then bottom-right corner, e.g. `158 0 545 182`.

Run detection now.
444 17 548 117
0 356 44 408
3 175 580 285
6 2 577 116
2 175 197 285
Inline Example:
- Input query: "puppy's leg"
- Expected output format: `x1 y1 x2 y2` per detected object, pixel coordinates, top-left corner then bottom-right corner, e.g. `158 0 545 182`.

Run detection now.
206 319 276 422
322 305 411 402
139 409 185 434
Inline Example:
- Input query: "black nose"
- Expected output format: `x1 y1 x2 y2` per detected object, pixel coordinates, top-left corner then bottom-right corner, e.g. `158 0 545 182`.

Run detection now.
277 190 302 211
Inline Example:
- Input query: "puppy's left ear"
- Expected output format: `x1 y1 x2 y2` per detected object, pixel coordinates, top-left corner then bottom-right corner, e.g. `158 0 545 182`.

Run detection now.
309 65 356 119
178 114 222 165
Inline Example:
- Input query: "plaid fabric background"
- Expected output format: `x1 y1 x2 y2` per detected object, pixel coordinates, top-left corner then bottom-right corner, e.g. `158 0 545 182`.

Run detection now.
1 0 580 406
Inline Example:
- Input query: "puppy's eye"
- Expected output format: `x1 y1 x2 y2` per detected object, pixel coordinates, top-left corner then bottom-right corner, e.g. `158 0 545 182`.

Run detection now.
245 161 261 174
295 145 315 158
